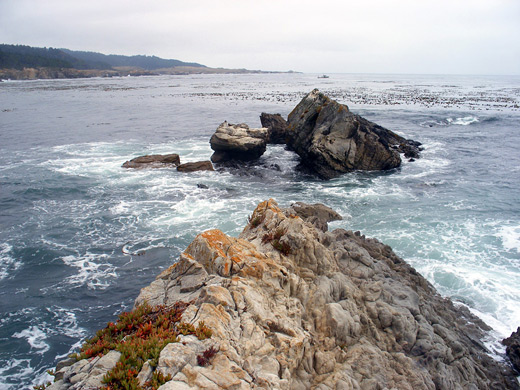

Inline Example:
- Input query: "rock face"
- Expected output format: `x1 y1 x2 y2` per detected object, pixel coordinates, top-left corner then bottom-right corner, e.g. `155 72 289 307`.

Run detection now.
286 89 422 179
132 200 517 389
210 121 269 163
46 200 519 389
260 113 289 144
177 161 214 173
503 327 520 373
122 154 180 169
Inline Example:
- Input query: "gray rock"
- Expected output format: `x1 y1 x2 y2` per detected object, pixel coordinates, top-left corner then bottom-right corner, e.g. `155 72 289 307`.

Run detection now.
209 121 268 163
177 161 214 172
286 89 421 179
122 154 180 168
260 112 288 144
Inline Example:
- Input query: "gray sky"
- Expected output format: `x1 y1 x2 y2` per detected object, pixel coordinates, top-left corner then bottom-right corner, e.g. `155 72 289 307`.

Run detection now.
1 0 519 74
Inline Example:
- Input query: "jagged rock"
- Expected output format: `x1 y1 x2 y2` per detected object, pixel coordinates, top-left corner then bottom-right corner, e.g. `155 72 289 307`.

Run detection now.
133 200 518 389
288 201 342 232
47 350 121 390
210 121 268 163
47 200 518 389
260 113 288 144
503 327 520 372
286 89 422 179
177 161 214 172
122 154 180 168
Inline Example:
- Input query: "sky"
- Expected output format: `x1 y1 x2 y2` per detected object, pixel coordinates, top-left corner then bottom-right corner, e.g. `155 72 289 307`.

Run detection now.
1 0 519 75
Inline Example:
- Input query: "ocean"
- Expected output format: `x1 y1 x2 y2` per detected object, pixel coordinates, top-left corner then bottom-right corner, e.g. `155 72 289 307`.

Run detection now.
1 73 519 388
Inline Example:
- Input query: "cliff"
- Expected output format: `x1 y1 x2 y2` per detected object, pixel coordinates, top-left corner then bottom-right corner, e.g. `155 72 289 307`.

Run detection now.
46 200 519 389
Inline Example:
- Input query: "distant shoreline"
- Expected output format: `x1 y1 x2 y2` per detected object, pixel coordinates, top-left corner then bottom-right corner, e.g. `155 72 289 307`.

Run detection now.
0 66 296 81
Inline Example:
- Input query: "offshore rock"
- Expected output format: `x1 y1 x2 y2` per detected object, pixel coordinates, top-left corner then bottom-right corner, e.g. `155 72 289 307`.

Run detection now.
132 200 518 389
286 89 422 179
177 161 215 173
260 113 289 144
122 153 180 168
210 121 268 163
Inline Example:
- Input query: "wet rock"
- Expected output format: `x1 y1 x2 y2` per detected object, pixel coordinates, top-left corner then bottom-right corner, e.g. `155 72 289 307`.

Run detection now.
209 121 268 163
286 89 422 179
503 327 520 372
260 112 288 144
122 154 180 168
177 161 214 172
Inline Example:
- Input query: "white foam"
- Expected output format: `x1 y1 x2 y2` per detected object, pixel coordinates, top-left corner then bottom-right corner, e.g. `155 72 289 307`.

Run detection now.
12 326 50 355
447 116 479 126
497 225 520 253
0 243 21 280
0 359 34 390
61 252 117 290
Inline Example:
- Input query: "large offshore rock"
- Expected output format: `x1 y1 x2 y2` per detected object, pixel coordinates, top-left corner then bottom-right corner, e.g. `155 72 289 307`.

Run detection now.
209 121 268 163
286 89 422 179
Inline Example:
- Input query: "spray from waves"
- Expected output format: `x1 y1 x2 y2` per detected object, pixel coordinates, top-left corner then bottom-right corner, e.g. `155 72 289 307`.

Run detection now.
0 243 21 280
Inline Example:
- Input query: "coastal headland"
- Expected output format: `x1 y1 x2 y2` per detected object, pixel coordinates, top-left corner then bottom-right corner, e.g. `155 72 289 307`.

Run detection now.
45 200 519 389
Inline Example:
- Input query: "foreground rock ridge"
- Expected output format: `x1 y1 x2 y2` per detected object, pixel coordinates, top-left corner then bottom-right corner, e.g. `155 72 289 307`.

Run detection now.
49 200 518 389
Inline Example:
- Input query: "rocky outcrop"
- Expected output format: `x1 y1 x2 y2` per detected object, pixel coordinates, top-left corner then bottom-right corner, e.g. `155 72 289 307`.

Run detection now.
46 200 518 389
122 154 181 168
177 161 214 173
286 89 422 179
260 113 289 144
210 121 268 163
503 327 520 373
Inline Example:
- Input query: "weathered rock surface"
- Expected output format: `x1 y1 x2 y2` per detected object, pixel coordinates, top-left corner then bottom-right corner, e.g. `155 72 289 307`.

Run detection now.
122 154 181 169
177 161 215 173
286 89 422 179
260 113 289 144
210 121 269 163
133 200 517 389
46 200 519 389
46 350 121 390
503 327 520 373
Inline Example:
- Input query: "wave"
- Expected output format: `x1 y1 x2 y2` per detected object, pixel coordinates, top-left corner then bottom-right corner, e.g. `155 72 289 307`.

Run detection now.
419 116 479 128
0 243 21 280
496 225 520 253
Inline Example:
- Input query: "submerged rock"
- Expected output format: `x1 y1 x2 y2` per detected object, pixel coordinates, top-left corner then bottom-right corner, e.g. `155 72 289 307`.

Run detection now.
286 89 422 179
122 153 180 169
210 121 268 163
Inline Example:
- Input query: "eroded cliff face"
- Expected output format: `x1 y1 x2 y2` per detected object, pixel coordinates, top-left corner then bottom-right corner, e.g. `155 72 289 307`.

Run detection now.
49 200 519 389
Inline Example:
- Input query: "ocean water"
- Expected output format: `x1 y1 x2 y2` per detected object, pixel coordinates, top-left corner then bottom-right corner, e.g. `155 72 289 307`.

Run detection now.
1 73 519 388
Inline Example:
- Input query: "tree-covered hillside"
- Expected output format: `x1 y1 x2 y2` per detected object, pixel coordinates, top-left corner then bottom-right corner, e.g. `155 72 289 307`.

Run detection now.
61 49 205 70
0 44 206 71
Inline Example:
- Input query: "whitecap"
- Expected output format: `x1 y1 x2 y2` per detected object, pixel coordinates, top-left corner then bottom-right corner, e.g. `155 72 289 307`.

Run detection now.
12 326 50 354
0 359 34 390
496 225 520 253
0 243 21 280
446 116 479 126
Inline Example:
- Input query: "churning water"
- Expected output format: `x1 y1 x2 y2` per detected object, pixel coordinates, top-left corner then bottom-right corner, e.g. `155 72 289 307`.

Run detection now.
1 73 519 388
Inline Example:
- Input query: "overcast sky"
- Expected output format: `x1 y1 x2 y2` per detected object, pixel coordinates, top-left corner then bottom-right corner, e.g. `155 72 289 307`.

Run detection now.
1 0 519 75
